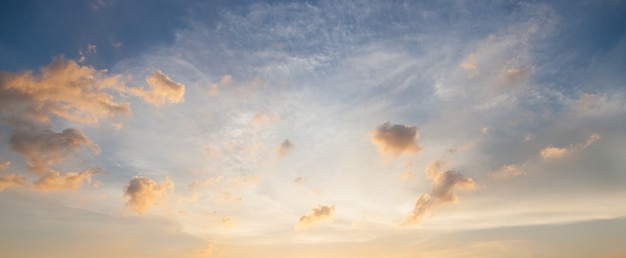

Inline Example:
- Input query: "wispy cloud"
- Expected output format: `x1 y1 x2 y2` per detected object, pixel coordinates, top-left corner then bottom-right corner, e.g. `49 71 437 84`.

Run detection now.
541 133 600 160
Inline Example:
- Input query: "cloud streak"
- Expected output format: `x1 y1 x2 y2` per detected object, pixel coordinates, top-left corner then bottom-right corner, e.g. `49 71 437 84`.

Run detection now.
540 133 600 160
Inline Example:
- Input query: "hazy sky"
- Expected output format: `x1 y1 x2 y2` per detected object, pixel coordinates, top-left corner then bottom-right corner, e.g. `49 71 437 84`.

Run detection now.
1 1 626 257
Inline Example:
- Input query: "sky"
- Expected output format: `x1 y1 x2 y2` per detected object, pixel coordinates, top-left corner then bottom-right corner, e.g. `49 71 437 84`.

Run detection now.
1 0 626 257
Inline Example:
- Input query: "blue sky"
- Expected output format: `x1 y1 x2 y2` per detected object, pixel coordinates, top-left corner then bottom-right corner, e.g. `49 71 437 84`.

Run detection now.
1 1 626 257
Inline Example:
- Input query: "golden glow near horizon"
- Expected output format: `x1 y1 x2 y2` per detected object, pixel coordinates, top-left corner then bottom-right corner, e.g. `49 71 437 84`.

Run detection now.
1 1 626 257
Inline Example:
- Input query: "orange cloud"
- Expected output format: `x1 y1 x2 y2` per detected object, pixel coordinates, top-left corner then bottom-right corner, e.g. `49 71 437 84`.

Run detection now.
540 146 569 159
219 74 233 85
460 52 479 77
370 122 422 156
0 174 27 191
129 70 185 106
540 133 600 160
490 164 526 179
32 169 101 191
295 205 335 230
404 161 475 225
10 128 99 174
0 56 130 126
252 113 279 124
123 176 174 216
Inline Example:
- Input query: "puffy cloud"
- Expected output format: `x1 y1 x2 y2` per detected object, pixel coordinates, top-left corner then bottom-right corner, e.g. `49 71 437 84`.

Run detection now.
32 169 101 191
276 139 294 157
404 162 475 225
0 174 27 191
540 146 569 159
129 70 185 106
123 176 174 216
540 133 600 160
0 57 130 126
295 205 335 230
10 128 99 174
370 122 421 156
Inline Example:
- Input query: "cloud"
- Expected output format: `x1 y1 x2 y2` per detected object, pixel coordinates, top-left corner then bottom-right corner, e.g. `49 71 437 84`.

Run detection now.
123 176 174 216
0 174 27 191
129 70 185 106
460 53 479 77
32 169 101 191
370 122 421 156
540 146 569 159
0 56 130 126
252 113 279 124
490 164 526 179
425 160 447 179
221 217 235 228
10 128 99 174
295 205 335 230
208 83 218 96
540 133 600 160
404 162 475 225
0 160 10 172
397 171 414 180
276 139 294 157
219 74 233 85
447 142 476 154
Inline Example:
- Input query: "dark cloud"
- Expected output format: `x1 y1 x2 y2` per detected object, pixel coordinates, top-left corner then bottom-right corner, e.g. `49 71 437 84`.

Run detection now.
10 128 98 174
277 139 294 157
370 122 421 156
123 176 174 216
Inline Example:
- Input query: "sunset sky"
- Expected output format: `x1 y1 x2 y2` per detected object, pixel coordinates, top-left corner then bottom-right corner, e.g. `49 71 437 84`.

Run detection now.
1 1 626 257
